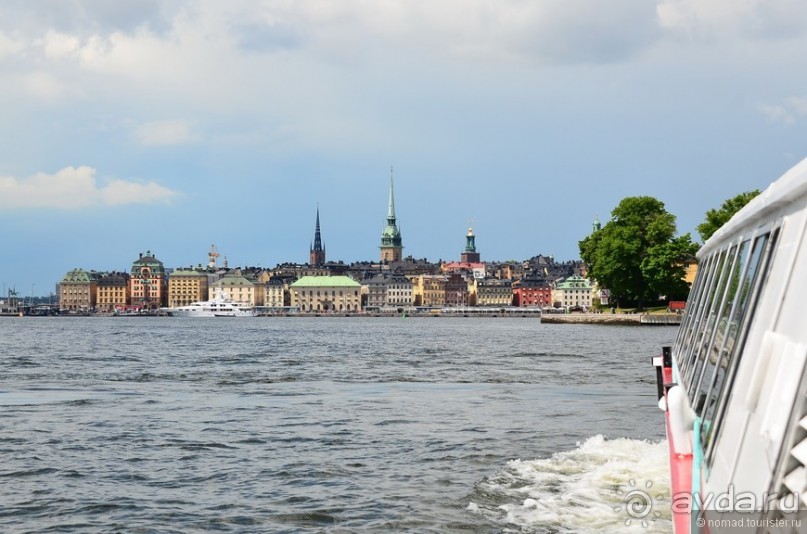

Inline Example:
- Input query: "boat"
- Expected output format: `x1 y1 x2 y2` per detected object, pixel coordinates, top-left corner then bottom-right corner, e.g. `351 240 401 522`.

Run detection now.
162 290 255 317
652 158 807 532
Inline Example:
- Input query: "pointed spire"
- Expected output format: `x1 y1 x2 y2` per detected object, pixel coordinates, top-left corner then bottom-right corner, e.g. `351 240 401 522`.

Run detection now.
387 166 396 221
380 166 403 262
310 204 325 265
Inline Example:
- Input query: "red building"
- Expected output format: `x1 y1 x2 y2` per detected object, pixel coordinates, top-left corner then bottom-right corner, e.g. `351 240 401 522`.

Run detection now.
512 278 553 307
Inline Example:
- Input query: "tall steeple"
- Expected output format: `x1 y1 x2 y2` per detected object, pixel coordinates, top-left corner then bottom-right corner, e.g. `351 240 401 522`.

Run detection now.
460 226 481 263
380 167 403 263
310 205 326 265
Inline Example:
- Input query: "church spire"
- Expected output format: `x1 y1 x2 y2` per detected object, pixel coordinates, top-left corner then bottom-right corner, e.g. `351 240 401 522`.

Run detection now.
310 205 326 265
380 167 403 263
387 166 396 222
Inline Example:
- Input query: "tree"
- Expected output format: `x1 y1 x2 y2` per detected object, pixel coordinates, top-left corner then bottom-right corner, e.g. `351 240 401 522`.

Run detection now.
579 196 698 309
697 190 760 242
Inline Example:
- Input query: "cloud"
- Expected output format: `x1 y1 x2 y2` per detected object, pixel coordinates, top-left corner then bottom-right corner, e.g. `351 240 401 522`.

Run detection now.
657 0 807 40
0 0 177 37
0 166 179 209
760 97 807 125
135 120 197 145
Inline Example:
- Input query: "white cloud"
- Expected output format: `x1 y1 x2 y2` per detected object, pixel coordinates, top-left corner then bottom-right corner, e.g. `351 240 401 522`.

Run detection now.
0 166 179 209
40 31 81 59
786 97 807 115
760 97 807 125
657 0 807 39
135 120 196 145
760 104 795 125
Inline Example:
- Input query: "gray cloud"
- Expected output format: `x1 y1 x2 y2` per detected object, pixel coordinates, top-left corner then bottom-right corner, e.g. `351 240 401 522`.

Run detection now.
0 0 180 36
514 0 662 64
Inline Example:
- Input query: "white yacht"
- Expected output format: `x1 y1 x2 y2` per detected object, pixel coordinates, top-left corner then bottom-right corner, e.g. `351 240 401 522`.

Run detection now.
163 291 255 317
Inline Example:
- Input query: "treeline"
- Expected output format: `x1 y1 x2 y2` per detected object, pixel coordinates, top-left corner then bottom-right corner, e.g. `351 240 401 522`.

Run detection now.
579 191 759 309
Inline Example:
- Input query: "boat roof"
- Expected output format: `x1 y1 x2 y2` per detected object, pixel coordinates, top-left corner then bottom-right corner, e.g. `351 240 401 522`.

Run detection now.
700 157 807 257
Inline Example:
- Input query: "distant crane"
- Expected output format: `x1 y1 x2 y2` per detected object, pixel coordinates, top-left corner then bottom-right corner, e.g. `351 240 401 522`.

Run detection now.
208 244 220 268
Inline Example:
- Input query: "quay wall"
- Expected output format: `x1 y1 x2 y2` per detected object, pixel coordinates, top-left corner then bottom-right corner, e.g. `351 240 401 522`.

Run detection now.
540 313 681 325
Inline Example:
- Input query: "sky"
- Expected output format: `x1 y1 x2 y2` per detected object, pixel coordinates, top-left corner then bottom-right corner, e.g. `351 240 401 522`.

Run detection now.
2 0 807 296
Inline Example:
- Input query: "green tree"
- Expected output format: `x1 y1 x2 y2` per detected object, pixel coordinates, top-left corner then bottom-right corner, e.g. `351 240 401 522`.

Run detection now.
697 190 760 242
579 196 698 309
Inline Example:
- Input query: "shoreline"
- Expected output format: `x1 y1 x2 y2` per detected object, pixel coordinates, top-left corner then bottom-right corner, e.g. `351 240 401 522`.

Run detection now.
540 312 681 325
5 311 682 324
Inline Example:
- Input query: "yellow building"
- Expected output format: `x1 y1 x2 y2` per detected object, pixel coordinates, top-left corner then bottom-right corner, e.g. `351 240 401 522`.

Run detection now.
264 278 287 308
411 275 446 307
96 272 130 312
210 269 263 306
168 269 209 307
290 276 361 312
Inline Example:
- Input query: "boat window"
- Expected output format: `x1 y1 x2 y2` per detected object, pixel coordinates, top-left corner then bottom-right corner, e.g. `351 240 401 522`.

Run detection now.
682 250 726 388
673 253 712 364
691 239 750 416
676 252 715 380
688 243 742 406
703 228 777 465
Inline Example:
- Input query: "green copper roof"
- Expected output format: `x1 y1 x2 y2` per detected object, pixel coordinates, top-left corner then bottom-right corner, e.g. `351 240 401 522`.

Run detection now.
61 268 98 283
556 275 592 289
291 276 360 288
212 274 256 287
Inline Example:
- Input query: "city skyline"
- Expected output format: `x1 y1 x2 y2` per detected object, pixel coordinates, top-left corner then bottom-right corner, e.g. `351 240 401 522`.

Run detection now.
2 1 807 292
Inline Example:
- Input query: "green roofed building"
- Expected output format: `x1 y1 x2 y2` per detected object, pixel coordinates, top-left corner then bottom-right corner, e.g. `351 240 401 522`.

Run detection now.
59 268 100 311
554 275 593 310
290 276 361 313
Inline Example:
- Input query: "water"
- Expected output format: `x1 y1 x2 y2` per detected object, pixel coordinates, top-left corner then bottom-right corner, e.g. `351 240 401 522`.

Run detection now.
0 317 674 533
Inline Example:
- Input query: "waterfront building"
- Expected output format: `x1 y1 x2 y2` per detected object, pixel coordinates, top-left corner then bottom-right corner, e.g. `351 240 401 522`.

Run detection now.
476 278 513 307
444 273 470 307
209 269 263 306
512 277 553 308
364 272 414 309
168 268 209 307
411 275 447 307
290 276 362 312
554 275 593 309
96 272 130 312
264 277 287 308
310 207 326 266
130 251 167 309
380 169 403 263
59 268 99 311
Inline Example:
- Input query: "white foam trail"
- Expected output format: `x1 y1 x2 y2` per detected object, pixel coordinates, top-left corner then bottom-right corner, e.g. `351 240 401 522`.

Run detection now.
469 435 671 533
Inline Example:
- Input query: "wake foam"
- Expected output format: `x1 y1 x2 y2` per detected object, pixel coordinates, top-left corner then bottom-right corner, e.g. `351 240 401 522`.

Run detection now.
468 435 671 533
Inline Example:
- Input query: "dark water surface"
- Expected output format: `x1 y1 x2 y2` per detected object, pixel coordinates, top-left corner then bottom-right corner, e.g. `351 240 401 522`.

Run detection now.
0 317 673 533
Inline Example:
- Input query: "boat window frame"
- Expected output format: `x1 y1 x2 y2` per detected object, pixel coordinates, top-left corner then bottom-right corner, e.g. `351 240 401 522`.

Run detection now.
675 252 717 383
703 224 780 468
688 242 742 405
693 237 753 424
681 250 729 390
673 253 712 364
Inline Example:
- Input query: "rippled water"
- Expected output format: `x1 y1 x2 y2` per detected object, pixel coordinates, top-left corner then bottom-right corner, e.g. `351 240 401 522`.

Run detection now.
0 317 674 533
